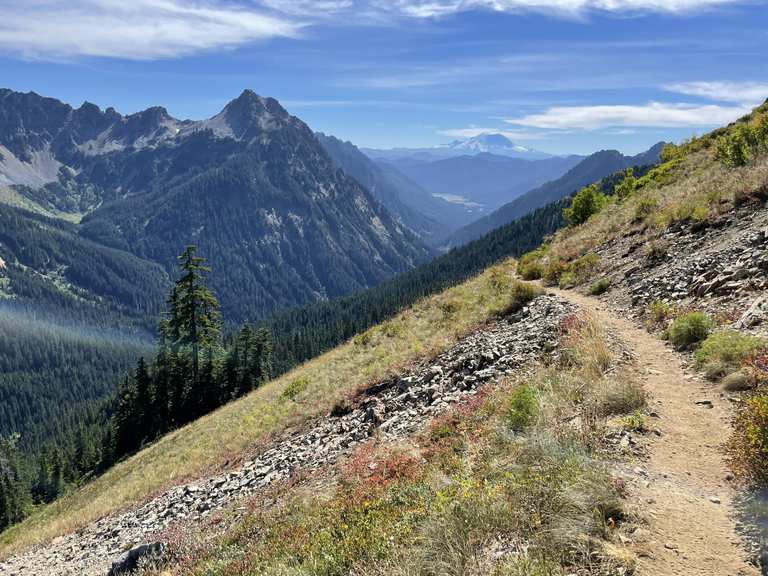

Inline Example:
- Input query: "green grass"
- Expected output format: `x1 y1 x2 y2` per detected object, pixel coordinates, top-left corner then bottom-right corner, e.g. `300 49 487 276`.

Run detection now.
0 259 538 559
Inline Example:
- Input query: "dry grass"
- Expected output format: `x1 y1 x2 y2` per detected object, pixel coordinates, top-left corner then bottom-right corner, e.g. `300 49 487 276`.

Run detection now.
0 259 526 558
145 308 638 576
549 149 768 264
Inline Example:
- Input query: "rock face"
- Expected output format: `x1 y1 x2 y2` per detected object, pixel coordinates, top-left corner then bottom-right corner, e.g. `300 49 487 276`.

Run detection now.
0 88 431 324
0 294 576 576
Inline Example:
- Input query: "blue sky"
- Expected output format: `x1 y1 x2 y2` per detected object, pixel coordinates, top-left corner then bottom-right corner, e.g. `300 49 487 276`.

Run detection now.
0 0 766 154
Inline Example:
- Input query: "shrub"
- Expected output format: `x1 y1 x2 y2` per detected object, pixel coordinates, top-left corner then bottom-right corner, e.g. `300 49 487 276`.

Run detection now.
558 253 600 289
716 114 768 168
488 267 513 293
647 300 673 327
592 379 647 417
518 250 546 280
614 168 637 200
439 300 462 320
280 376 309 401
695 331 767 374
622 410 647 432
507 384 539 431
543 259 567 286
564 184 608 226
500 281 542 316
722 371 753 392
588 278 612 296
666 312 712 349
728 394 768 486
633 195 658 222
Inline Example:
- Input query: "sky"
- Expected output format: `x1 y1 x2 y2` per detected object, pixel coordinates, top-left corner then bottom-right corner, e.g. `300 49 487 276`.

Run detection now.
0 0 766 155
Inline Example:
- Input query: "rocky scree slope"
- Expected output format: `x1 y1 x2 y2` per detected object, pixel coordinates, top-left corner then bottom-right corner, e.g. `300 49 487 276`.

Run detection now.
0 294 576 576
588 204 768 334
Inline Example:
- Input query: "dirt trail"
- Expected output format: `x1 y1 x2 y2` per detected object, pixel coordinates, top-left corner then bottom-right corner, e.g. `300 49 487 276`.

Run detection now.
551 288 759 576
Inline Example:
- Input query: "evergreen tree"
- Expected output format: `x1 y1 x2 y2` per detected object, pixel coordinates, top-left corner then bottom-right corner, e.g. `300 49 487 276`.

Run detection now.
0 435 31 531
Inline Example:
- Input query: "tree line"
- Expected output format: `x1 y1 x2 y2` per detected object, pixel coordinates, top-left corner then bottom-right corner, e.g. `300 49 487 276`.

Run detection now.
0 246 273 531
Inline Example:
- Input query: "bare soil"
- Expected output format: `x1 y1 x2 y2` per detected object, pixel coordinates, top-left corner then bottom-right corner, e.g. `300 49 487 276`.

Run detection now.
553 288 759 576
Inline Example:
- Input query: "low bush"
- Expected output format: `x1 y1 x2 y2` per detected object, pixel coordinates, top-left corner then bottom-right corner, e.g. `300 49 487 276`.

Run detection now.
517 248 548 281
722 371 753 392
716 112 768 168
589 278 612 296
647 300 673 327
666 312 712 349
499 281 542 316
507 384 539 431
280 376 310 401
592 379 647 417
622 410 647 432
633 195 658 223
728 394 768 486
557 253 601 289
695 331 767 374
543 259 568 286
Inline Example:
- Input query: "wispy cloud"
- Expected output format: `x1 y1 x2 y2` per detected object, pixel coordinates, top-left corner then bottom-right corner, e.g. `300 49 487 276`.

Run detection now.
0 0 301 60
0 0 748 61
505 101 751 130
665 81 768 104
372 0 742 18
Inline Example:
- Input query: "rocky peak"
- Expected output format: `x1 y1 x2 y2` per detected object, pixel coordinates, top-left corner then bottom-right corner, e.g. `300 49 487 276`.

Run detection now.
200 89 293 141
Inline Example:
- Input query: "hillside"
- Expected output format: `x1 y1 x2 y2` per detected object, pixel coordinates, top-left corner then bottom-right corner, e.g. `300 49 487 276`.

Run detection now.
3 105 768 574
448 143 665 248
316 132 451 246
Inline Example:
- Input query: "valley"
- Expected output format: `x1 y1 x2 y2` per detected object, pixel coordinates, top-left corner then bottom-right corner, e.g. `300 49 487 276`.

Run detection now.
1 87 767 576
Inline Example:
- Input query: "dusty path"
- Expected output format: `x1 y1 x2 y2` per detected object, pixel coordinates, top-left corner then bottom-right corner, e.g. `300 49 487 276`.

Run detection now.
551 288 759 576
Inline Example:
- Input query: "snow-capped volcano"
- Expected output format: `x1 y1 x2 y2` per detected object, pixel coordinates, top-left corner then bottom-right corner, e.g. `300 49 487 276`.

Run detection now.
442 133 551 159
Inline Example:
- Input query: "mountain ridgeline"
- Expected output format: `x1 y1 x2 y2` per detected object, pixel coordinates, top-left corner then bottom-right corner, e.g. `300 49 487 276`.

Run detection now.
0 88 431 325
447 143 666 248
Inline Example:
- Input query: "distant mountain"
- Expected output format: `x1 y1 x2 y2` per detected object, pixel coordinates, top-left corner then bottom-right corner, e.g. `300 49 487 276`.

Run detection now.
362 133 554 164
316 132 452 246
394 152 583 215
440 133 552 159
0 88 431 324
447 143 665 248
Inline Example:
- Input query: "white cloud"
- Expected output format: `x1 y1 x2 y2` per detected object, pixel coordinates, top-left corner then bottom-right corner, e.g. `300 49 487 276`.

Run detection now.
0 0 301 60
665 81 768 104
374 0 742 18
506 101 752 130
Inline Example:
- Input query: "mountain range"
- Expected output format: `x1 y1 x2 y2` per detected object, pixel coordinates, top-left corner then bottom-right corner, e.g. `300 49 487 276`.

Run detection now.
447 143 665 248
0 89 431 324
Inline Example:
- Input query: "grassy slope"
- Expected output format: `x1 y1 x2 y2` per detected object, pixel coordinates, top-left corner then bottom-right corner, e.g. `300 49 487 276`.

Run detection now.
169 314 643 576
0 258 523 557
543 103 768 265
